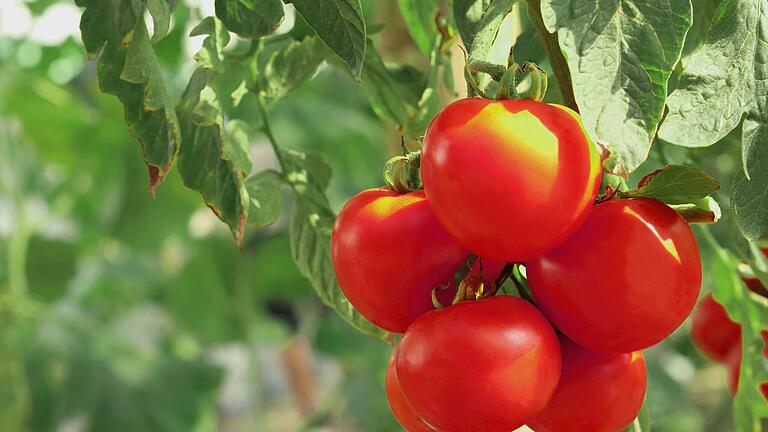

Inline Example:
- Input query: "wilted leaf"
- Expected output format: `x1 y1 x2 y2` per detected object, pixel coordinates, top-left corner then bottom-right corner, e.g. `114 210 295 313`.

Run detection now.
76 0 180 192
177 18 252 244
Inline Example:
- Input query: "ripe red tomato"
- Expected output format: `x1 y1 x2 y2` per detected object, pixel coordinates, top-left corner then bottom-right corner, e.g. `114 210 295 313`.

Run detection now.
528 198 702 353
725 331 768 400
421 98 601 262
527 335 647 432
396 296 562 432
331 189 467 333
385 346 436 432
690 294 741 362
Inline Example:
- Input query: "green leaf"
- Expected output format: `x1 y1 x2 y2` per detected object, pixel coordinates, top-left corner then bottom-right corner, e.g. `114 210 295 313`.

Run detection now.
659 1 759 149
657 0 768 240
214 0 284 38
280 149 387 339
259 38 327 102
621 165 719 204
290 0 366 78
452 0 492 53
246 169 284 227
177 18 252 244
190 17 231 72
698 227 768 431
542 0 692 173
397 0 439 54
732 151 768 241
76 0 180 192
146 0 171 43
361 39 426 131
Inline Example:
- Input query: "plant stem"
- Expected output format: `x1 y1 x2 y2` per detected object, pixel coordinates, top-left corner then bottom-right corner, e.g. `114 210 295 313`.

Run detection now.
525 0 578 111
256 93 287 172
8 223 30 297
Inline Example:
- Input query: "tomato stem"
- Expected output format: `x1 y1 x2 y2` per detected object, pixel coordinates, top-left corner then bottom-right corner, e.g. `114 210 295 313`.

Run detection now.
525 0 579 111
495 65 519 100
383 151 423 193
515 62 548 102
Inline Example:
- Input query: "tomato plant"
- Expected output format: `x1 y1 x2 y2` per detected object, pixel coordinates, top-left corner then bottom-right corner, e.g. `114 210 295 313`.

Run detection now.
526 335 647 432
396 296 561 432
528 198 702 353
421 98 601 262
3 0 768 431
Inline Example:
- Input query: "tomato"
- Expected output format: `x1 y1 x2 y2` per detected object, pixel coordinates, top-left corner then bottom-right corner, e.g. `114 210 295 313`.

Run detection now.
725 331 768 400
396 295 561 432
385 346 436 432
421 98 601 262
690 294 741 362
527 335 647 432
331 189 467 333
528 198 702 353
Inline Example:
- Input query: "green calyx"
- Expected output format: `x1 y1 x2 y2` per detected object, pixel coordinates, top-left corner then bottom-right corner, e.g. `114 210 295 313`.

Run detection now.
383 150 422 193
465 59 549 102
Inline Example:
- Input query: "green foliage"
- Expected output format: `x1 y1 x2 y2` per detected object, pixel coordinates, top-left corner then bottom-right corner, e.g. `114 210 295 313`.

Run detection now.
397 0 439 54
622 165 719 205
361 39 427 132
177 19 250 244
698 228 768 431
281 148 386 338
289 0 367 78
246 169 284 227
214 0 285 38
658 0 768 240
76 0 180 191
452 0 493 54
541 0 692 174
2 0 768 430
258 38 327 102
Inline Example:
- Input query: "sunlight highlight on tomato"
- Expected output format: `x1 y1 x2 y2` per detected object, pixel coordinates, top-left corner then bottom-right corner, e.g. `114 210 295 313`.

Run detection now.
421 98 601 262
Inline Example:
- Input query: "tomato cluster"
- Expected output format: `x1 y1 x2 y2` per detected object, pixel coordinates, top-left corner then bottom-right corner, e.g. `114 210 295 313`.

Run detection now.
691 294 768 400
332 98 705 431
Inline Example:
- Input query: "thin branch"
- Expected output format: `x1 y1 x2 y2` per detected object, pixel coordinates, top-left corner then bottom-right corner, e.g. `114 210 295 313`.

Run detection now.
525 0 578 111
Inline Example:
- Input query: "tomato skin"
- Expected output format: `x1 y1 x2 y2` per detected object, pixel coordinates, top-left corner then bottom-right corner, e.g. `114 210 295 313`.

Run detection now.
527 335 647 432
331 189 467 333
396 296 562 432
528 198 702 353
385 346 436 432
690 294 741 362
421 97 601 262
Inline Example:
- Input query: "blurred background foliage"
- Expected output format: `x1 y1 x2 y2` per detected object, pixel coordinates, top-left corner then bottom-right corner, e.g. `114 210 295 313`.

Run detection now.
0 1 757 431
